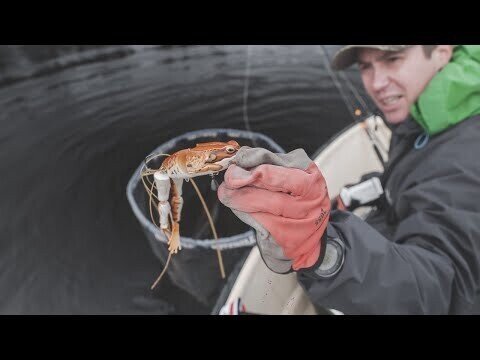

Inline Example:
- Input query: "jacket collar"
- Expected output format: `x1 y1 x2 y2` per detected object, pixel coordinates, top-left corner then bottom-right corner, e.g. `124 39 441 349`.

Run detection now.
410 45 480 135
392 117 424 138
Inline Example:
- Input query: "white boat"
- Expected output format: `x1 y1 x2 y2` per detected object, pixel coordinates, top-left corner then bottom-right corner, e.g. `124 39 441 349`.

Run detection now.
213 115 392 315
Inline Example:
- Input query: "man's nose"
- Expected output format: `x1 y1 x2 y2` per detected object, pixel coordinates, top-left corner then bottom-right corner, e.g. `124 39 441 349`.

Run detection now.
372 69 390 92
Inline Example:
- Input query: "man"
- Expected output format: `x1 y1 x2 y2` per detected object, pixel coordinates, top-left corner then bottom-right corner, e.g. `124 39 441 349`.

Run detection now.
218 45 480 315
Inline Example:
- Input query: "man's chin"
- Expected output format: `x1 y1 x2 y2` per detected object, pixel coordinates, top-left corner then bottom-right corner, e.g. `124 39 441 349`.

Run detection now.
383 111 409 125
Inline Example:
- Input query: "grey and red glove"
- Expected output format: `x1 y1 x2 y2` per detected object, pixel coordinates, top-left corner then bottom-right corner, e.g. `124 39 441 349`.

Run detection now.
217 147 331 274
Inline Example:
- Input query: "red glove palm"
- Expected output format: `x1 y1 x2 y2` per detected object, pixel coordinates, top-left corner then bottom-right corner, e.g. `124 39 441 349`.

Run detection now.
218 147 331 272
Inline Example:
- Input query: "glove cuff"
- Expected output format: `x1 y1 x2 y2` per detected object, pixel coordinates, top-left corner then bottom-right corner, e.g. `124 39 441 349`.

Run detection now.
259 230 328 276
297 228 345 280
297 230 328 273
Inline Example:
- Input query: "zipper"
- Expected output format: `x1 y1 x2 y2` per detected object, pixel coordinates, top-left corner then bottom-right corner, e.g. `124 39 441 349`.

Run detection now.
377 133 418 224
381 134 417 190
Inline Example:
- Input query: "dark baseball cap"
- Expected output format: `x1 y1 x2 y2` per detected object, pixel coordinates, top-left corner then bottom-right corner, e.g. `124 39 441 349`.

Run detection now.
331 45 413 70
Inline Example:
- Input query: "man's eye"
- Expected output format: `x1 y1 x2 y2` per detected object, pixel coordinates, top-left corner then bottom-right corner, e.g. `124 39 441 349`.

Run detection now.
387 56 401 63
358 64 370 71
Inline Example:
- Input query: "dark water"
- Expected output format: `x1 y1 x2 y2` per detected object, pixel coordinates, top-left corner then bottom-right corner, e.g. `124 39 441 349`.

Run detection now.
0 45 371 314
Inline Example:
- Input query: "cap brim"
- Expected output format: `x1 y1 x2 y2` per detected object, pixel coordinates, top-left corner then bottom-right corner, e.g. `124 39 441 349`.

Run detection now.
331 45 413 70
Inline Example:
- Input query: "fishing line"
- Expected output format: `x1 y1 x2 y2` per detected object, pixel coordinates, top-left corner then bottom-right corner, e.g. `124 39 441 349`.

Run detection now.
243 45 259 147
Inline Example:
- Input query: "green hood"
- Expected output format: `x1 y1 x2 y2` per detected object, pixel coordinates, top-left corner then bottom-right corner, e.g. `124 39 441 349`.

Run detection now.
411 45 480 135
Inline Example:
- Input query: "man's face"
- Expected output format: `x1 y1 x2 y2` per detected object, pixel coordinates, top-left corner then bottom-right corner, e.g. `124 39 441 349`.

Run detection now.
357 46 445 125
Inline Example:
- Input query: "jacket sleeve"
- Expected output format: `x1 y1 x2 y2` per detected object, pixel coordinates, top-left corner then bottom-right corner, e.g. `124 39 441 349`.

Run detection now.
298 150 480 315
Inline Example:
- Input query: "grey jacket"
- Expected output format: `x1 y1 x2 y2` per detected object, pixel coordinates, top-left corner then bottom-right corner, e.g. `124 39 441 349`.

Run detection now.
298 115 480 315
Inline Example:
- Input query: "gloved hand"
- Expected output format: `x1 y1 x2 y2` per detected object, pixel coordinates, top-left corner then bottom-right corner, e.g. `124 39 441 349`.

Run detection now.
217 147 331 274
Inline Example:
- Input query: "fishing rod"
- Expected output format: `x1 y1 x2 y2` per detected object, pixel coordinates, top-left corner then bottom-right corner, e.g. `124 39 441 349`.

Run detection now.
242 45 388 167
318 45 388 168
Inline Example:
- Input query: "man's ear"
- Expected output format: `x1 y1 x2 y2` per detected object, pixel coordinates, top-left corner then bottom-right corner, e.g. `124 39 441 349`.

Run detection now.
432 45 454 71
